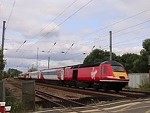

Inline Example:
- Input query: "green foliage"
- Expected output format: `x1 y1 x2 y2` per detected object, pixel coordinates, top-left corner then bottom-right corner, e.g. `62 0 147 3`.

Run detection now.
138 39 150 73
83 38 150 73
0 49 6 79
83 49 117 65
139 79 150 91
28 67 37 72
0 53 5 70
142 39 150 53
6 90 25 113
120 53 140 73
7 68 22 77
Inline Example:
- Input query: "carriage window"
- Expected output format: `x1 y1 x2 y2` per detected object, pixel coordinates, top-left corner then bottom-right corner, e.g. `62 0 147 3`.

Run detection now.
112 66 125 72
31 72 39 76
42 71 58 75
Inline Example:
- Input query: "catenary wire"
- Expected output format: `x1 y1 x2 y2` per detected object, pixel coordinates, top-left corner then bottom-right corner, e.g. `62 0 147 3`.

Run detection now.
5 0 16 29
14 0 93 59
33 0 94 45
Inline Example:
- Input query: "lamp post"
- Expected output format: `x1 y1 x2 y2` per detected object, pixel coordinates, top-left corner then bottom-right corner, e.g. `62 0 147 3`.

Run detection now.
41 51 50 69
37 48 39 70
48 57 50 69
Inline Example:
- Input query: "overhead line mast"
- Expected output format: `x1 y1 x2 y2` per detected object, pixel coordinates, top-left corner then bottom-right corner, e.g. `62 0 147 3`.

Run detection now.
109 31 112 61
1 21 6 57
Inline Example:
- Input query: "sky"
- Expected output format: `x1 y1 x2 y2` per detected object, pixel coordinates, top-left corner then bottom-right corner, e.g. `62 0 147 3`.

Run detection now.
0 0 150 72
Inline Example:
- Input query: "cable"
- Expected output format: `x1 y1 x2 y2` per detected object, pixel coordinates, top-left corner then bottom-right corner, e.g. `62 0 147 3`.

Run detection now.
64 43 74 54
14 0 93 66
5 0 16 29
34 0 77 37
56 7 150 48
33 0 94 45
39 13 150 54
78 8 150 39
16 40 26 52
9 0 78 61
47 42 57 53
7 18 150 60
5 2 150 69
75 18 150 47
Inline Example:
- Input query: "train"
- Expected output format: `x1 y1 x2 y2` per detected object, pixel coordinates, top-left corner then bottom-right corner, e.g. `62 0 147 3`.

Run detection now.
19 60 129 92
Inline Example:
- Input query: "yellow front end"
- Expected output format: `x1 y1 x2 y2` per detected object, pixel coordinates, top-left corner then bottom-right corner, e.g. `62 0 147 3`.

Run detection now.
113 72 129 80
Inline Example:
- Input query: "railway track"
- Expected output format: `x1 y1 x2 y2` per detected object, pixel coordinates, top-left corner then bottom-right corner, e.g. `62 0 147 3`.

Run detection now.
35 90 85 107
119 90 150 98
7 78 150 108
5 79 91 107
36 82 150 100
36 82 126 99
11 78 150 100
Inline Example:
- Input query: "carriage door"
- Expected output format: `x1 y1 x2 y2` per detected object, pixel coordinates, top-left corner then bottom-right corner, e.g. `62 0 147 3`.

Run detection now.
73 69 78 80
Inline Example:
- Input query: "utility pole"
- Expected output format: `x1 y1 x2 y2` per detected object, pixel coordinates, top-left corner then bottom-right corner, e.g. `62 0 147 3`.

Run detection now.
109 31 112 61
0 21 6 79
1 21 6 57
48 57 50 69
36 48 39 70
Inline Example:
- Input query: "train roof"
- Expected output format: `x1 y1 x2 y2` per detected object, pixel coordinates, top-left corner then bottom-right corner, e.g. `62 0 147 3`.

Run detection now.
101 60 122 66
39 60 122 70
70 63 100 69
71 60 122 69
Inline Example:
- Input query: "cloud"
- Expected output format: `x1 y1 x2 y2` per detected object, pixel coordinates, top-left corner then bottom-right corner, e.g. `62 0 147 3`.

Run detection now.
2 0 150 71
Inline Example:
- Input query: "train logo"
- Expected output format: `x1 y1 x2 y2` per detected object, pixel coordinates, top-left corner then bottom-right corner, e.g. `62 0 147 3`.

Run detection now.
91 67 97 80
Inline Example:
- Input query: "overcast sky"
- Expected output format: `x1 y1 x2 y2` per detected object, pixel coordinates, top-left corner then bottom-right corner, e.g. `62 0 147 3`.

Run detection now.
0 0 150 72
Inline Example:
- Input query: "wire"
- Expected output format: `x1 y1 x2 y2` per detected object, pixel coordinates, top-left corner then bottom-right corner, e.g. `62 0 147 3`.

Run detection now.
65 43 74 54
35 0 77 37
79 8 150 38
5 0 16 29
33 0 94 45
48 42 57 53
56 7 150 48
8 17 150 59
16 40 26 52
76 18 150 47
38 9 150 54
6 3 150 69
9 0 78 61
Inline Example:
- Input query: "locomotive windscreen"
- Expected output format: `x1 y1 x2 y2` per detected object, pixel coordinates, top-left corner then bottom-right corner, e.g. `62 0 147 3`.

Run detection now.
111 65 125 72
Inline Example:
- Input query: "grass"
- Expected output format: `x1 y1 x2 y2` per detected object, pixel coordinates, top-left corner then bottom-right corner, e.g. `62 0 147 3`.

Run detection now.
139 79 150 91
5 89 26 113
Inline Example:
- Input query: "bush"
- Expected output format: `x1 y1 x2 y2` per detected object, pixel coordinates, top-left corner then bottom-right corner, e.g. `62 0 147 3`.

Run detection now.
139 79 150 91
5 89 26 113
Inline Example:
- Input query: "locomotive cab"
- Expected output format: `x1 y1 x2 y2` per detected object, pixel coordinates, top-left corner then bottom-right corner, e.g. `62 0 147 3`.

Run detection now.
100 61 129 92
112 65 128 80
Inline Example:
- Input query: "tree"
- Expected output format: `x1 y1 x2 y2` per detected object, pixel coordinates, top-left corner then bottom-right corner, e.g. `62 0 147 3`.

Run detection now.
142 39 150 53
0 49 5 79
120 53 140 73
7 68 22 77
28 67 37 72
121 39 150 73
136 39 150 73
83 49 117 65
